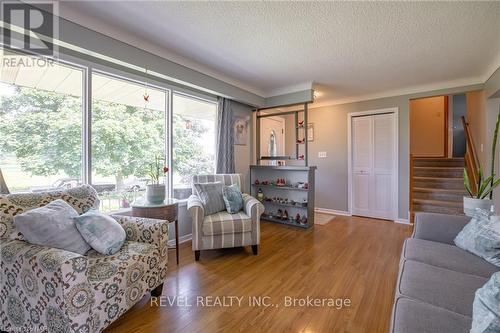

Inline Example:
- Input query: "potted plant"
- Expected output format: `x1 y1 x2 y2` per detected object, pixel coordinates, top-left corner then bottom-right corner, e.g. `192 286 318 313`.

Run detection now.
146 155 169 204
463 107 500 216
463 168 500 216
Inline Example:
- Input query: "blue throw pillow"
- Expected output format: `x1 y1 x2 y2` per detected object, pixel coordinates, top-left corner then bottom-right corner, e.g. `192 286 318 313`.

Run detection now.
454 209 500 267
471 272 500 333
222 184 243 214
74 209 126 255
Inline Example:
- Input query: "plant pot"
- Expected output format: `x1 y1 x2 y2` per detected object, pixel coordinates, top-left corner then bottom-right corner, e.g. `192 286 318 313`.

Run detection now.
463 196 494 217
146 184 166 204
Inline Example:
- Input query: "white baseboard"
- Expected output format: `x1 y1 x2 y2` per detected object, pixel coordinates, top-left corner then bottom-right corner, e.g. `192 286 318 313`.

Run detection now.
394 218 410 225
168 233 192 246
314 207 352 216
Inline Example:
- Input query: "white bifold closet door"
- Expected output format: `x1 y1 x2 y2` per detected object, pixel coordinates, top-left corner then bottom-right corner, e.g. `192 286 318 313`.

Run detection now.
352 113 396 220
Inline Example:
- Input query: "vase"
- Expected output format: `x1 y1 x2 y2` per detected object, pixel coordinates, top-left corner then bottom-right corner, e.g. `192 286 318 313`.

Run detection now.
146 184 166 204
463 197 494 217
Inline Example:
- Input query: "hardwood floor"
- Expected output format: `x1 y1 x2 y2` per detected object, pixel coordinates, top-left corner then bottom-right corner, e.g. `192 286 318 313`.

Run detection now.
105 216 412 333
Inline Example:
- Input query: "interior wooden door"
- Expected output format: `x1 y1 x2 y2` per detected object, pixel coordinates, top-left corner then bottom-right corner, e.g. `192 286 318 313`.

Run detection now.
352 116 373 217
371 113 395 219
352 113 396 220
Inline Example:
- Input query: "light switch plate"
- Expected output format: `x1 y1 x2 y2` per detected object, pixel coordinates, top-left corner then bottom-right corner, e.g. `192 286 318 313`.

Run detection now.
318 151 327 158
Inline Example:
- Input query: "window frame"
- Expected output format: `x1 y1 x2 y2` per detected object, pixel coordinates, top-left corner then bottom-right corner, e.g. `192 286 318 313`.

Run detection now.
171 91 218 197
1 47 218 201
0 49 88 191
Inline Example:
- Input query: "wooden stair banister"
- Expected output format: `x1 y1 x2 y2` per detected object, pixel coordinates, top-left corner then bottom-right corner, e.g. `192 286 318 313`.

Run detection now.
461 116 479 195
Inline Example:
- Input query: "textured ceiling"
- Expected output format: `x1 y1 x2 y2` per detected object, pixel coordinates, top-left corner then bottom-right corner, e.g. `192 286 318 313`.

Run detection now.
60 1 500 106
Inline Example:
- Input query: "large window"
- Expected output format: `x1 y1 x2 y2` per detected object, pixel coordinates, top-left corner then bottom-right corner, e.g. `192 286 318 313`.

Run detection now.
91 72 167 212
0 51 84 192
0 50 218 207
172 93 217 199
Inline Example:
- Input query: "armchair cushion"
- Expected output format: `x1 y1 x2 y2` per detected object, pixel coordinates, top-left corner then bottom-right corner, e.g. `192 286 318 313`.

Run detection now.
193 182 226 215
202 211 252 236
222 184 243 214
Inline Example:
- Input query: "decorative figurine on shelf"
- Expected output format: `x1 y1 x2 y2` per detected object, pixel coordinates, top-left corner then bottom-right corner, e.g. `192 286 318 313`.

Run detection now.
283 210 289 220
255 179 260 185
297 138 305 144
295 213 301 223
276 178 286 187
304 183 309 189
298 120 304 128
277 209 283 219
257 188 264 202
300 217 308 225
298 154 305 160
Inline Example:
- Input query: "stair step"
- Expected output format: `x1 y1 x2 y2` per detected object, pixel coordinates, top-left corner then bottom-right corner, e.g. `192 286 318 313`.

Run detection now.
414 207 464 215
413 187 466 194
413 177 465 190
414 158 464 167
413 203 464 215
413 166 463 177
413 199 462 208
413 189 465 202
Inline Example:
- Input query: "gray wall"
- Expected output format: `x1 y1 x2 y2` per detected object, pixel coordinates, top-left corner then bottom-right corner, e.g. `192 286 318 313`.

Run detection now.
483 67 500 211
308 84 483 220
485 67 500 99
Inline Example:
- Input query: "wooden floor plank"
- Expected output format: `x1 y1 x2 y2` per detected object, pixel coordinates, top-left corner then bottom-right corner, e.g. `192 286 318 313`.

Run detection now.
105 215 412 333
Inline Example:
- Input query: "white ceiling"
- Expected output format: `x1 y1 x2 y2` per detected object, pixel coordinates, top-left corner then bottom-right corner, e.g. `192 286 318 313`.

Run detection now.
60 1 500 107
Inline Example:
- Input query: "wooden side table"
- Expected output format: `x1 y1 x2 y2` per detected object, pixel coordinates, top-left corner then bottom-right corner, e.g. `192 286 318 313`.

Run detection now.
116 197 179 265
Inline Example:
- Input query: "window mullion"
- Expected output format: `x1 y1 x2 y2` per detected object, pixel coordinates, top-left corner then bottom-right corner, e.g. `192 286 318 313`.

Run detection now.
83 66 92 185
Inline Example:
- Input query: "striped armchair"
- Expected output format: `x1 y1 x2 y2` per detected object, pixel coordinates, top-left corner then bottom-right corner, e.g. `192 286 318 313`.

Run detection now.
187 174 264 261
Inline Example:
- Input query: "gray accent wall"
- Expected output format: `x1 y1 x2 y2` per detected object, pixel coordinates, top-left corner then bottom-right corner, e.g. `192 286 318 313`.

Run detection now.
264 89 314 108
308 84 483 220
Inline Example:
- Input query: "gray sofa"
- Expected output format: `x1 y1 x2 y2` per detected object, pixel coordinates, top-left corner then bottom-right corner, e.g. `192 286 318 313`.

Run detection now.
391 212 499 333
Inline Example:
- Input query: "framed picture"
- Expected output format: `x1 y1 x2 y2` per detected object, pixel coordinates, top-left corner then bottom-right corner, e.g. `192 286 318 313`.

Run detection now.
234 116 249 145
307 123 314 142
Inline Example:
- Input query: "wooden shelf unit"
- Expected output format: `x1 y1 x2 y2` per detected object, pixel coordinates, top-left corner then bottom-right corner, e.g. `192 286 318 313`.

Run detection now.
250 165 316 229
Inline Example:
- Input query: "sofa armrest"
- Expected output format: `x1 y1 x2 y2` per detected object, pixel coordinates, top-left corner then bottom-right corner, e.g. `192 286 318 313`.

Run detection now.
242 194 265 217
187 194 204 250
242 194 264 245
187 194 205 217
413 212 470 245
110 215 169 256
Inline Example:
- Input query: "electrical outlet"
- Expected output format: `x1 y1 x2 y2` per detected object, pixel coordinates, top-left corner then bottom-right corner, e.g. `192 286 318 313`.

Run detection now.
318 151 327 158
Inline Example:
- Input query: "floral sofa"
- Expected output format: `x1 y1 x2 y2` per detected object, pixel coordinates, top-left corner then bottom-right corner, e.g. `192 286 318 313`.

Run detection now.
0 185 169 333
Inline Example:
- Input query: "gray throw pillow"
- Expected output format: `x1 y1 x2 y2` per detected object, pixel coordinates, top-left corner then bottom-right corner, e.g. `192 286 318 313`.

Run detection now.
74 209 126 255
222 184 243 214
13 199 91 255
194 182 226 216
471 271 500 333
454 209 500 267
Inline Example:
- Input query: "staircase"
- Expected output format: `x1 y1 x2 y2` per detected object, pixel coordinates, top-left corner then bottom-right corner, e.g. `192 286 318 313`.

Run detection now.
410 157 466 221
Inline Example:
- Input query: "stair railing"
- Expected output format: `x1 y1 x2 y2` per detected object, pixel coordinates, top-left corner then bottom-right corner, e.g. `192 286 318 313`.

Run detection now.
461 116 479 195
